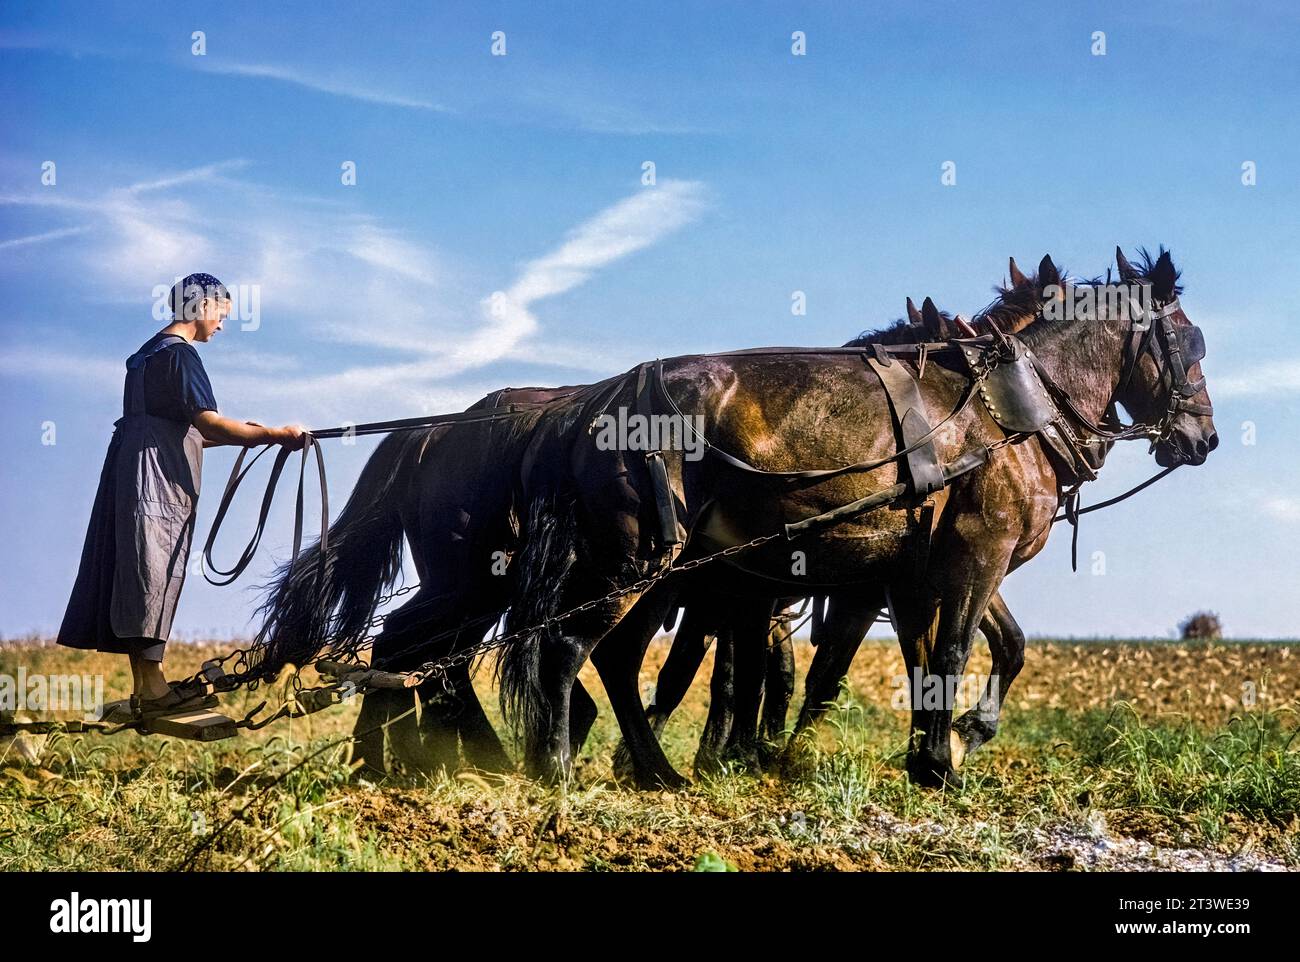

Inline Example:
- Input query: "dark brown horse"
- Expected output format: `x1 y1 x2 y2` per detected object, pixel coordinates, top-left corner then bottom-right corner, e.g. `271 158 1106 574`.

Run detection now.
618 269 1056 778
620 294 981 776
499 247 1215 788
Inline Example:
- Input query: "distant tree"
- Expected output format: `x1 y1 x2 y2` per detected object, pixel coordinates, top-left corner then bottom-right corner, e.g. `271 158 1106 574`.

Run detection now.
1179 611 1223 641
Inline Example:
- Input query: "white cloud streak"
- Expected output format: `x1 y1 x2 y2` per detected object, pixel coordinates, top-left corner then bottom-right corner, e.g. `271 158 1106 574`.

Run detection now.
195 61 452 112
216 179 708 418
1 164 707 425
0 226 89 250
1212 358 1300 397
123 159 252 194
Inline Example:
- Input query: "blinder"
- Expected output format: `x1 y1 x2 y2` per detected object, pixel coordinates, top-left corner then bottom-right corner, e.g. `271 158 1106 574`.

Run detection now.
1036 291 1213 453
1149 299 1209 404
1176 324 1206 365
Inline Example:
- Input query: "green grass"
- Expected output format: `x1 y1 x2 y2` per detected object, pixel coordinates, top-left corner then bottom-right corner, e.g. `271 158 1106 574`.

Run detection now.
4 640 1299 870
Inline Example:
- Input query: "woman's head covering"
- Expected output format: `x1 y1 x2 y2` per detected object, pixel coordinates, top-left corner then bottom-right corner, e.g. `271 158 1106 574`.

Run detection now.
170 272 230 319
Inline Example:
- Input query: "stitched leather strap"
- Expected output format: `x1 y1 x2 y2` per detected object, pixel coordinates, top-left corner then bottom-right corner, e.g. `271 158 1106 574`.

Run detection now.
866 352 946 496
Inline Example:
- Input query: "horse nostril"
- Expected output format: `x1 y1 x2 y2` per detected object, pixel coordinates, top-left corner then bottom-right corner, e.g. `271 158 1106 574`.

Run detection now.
1195 439 1209 459
1208 432 1219 452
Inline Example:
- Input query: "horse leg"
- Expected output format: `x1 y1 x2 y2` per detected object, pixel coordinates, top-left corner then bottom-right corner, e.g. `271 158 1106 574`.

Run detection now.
388 687 457 776
720 601 777 769
350 686 398 776
590 584 688 789
352 596 453 775
694 618 735 776
892 546 1009 789
522 632 589 784
612 604 712 780
951 591 1025 758
760 617 796 747
569 679 598 760
786 593 882 753
433 657 512 773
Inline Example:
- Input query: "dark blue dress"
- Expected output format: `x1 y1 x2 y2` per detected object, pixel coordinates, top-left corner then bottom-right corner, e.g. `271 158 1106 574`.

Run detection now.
57 334 219 656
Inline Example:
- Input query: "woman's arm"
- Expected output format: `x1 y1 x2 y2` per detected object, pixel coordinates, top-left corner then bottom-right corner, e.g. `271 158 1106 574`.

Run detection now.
193 411 306 449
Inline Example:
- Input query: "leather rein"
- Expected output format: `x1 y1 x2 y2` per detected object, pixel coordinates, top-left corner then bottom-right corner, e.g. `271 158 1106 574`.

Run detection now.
202 296 1208 586
201 400 567 586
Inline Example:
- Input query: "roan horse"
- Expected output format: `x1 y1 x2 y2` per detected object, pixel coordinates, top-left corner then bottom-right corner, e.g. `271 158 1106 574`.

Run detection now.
497 247 1215 788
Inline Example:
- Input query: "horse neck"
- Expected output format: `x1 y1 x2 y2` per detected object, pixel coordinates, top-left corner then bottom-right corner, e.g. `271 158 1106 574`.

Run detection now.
1020 312 1127 426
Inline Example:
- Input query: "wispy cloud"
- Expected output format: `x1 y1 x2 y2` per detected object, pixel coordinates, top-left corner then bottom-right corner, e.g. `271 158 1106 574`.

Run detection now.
1 163 707 424
448 180 708 374
0 162 234 289
224 179 708 418
342 225 443 287
194 61 452 112
0 344 121 391
124 159 251 195
0 226 89 250
1213 359 1300 397
1261 497 1300 524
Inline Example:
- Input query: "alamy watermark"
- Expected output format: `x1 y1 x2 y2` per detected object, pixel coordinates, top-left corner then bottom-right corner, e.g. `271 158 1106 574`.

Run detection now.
592 406 705 461
49 892 151 942
1 668 104 720
1041 282 1155 326
150 277 262 331
891 668 999 712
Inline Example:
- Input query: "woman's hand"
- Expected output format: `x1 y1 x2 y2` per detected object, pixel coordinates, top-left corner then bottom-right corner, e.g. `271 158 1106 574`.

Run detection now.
275 424 308 450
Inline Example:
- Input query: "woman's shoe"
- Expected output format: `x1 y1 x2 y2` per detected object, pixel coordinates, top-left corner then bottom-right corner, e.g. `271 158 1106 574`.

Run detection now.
96 698 137 725
134 686 219 719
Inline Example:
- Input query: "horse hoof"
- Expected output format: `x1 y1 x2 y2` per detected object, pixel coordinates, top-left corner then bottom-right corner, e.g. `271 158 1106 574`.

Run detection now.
952 712 995 757
907 759 964 791
692 751 725 779
645 767 689 791
349 759 389 781
949 731 967 770
526 756 573 786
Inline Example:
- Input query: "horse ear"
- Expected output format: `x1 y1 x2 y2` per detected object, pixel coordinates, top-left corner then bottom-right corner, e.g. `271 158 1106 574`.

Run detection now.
1150 250 1178 300
906 296 923 327
1037 254 1062 297
1008 257 1029 287
1115 246 1138 282
921 297 946 338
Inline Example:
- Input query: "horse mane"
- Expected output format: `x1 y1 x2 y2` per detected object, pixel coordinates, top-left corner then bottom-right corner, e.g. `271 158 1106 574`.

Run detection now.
974 247 1182 329
975 264 1072 327
1134 246 1184 294
842 314 950 347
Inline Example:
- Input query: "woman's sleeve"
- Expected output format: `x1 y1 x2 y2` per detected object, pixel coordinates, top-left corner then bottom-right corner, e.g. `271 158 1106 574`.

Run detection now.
172 345 219 419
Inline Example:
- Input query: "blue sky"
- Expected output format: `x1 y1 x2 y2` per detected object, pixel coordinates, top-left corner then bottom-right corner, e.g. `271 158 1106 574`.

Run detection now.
1 1 1297 641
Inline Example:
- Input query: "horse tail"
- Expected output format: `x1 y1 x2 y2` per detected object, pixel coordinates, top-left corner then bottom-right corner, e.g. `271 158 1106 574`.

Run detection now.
496 492 579 744
249 430 419 677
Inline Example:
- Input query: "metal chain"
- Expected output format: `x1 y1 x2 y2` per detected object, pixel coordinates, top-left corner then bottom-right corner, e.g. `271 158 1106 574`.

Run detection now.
402 531 786 686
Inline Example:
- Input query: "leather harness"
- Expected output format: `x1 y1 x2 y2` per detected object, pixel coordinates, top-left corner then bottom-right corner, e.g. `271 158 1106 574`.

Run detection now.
633 295 1209 560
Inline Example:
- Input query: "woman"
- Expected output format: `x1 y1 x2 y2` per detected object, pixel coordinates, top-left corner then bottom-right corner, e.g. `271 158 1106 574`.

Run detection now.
57 273 306 721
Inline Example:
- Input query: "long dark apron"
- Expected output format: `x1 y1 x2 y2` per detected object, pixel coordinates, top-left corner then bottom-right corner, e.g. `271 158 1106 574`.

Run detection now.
56 335 205 655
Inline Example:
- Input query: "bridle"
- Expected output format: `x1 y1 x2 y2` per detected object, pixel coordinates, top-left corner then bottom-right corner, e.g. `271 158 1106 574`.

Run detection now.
1021 288 1211 457
998 287 1213 569
1121 295 1213 446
